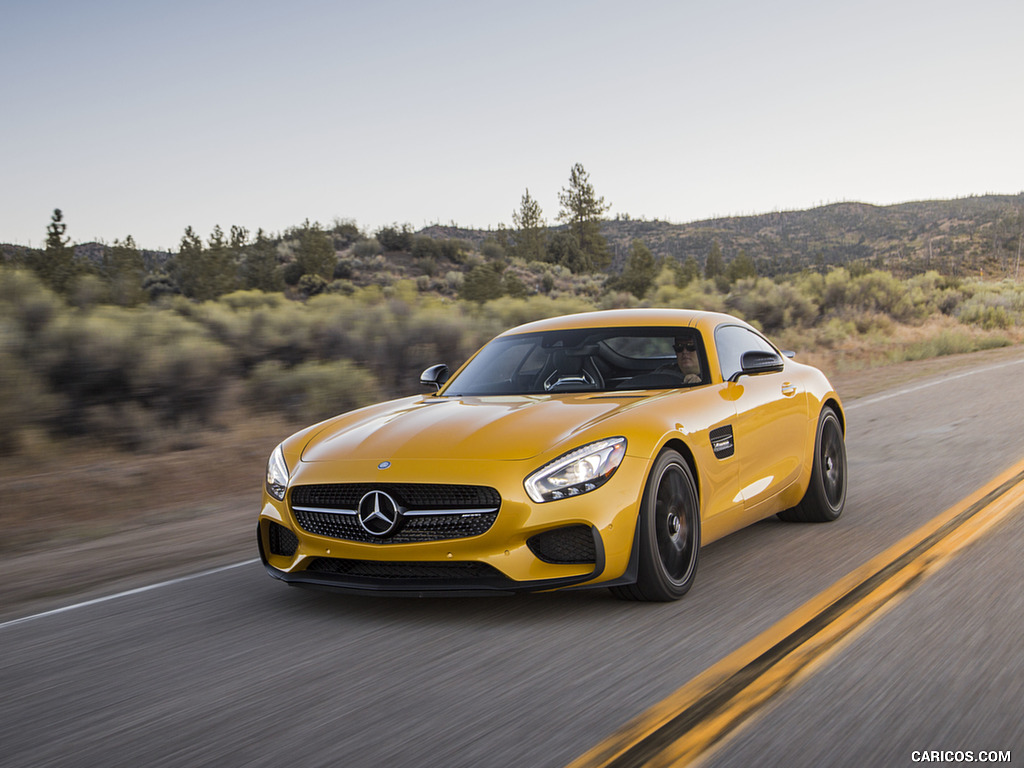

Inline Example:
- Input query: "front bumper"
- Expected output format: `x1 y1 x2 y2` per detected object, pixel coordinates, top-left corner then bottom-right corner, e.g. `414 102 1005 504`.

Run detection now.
258 524 612 596
256 455 647 595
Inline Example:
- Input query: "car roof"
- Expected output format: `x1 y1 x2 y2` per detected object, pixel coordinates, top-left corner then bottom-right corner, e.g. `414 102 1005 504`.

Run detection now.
498 308 752 337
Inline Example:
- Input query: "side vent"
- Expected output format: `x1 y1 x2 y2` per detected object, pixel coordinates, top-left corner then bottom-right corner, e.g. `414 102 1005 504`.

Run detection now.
709 425 735 459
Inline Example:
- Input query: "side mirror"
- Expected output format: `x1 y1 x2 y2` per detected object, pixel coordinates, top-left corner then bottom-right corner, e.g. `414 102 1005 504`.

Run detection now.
732 350 785 381
420 363 450 392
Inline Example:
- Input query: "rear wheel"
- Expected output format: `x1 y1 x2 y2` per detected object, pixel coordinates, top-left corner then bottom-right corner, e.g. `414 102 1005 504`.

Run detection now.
778 407 846 523
612 449 700 601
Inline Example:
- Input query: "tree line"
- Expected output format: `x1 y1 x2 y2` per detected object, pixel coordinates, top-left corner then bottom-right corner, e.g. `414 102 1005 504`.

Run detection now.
10 164 766 306
10 168 1020 312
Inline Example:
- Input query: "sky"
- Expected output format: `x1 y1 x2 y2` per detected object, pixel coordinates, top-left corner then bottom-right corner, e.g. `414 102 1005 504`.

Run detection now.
2 0 1022 251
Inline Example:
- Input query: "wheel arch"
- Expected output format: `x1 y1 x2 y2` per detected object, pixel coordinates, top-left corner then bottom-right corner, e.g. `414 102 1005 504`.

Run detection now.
822 396 845 434
661 437 701 505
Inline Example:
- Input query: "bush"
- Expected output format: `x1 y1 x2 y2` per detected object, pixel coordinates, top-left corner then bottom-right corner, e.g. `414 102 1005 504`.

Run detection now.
353 238 383 259
460 264 505 303
282 261 304 286
726 278 818 332
218 290 285 311
649 278 727 313
439 239 471 262
375 224 413 252
333 260 355 280
27 307 232 435
0 268 62 337
0 338 57 454
411 236 442 261
246 359 380 422
298 273 328 298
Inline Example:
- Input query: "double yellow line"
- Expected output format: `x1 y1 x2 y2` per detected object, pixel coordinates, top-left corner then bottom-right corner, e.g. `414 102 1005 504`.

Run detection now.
569 458 1024 768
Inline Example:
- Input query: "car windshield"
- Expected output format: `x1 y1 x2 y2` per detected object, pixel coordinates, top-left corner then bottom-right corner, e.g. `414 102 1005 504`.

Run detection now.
442 326 708 396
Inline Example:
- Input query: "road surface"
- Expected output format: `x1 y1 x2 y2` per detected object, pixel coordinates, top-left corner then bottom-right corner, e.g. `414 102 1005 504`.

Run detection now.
3 351 1023 768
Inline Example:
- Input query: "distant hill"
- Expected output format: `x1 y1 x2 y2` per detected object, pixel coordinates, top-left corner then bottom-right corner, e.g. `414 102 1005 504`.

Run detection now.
5 193 1023 280
425 193 1024 278
597 194 1024 278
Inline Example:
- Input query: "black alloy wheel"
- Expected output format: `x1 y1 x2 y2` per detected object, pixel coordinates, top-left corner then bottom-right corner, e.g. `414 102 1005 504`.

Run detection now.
612 449 701 601
779 406 847 523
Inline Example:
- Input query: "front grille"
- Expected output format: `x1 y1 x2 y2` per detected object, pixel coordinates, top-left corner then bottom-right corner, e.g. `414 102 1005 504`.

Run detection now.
268 522 299 557
306 557 502 580
527 525 597 564
290 483 501 544
293 509 497 544
291 483 500 510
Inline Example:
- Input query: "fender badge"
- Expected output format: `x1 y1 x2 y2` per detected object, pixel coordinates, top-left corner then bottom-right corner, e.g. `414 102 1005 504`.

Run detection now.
377 461 392 470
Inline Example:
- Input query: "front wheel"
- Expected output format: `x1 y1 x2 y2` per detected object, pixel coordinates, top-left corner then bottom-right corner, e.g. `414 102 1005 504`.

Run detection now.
778 406 847 523
612 449 700 601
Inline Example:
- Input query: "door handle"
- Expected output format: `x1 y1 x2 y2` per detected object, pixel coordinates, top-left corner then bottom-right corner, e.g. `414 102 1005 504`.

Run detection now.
781 383 797 397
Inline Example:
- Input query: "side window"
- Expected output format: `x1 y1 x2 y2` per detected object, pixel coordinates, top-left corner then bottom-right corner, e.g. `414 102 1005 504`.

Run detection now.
715 325 777 382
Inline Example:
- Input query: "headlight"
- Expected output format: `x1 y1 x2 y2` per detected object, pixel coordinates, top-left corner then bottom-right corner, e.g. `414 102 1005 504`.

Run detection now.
266 443 290 501
524 437 626 503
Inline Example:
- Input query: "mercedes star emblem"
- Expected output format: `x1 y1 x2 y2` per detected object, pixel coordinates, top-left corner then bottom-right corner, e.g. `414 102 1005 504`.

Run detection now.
357 490 403 536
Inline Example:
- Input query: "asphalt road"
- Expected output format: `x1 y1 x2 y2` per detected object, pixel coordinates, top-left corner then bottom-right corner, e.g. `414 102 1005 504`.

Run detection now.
4 352 1024 768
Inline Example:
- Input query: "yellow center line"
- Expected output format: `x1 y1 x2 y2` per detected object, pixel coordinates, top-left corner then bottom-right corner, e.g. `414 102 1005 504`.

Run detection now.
567 458 1024 768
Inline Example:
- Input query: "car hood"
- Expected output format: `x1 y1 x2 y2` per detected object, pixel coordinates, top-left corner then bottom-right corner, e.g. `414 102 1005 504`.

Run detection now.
299 394 647 463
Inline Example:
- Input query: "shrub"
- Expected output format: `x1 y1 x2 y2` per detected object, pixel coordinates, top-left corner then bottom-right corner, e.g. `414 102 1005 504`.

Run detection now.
439 239 471 262
218 290 285 311
298 273 328 298
353 238 383 259
0 268 62 337
649 278 727 313
411 236 442 261
725 278 818 332
246 359 380 422
282 261 304 286
460 264 505 303
957 302 1013 330
375 224 413 252
333 260 355 280
0 338 57 454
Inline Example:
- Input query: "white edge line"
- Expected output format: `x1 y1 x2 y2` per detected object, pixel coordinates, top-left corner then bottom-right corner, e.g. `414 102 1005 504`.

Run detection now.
0 558 260 632
846 357 1024 410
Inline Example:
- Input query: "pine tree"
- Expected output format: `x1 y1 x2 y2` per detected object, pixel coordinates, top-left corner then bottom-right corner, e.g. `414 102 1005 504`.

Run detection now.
230 225 249 252
204 224 238 298
35 209 77 294
510 188 547 262
704 241 725 280
557 163 611 272
726 249 757 284
679 255 701 287
241 229 283 292
614 239 659 298
296 220 336 279
546 230 590 273
172 226 205 299
104 235 145 306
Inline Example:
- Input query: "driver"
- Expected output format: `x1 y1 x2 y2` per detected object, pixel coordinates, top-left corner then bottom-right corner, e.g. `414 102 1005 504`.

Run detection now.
671 337 702 384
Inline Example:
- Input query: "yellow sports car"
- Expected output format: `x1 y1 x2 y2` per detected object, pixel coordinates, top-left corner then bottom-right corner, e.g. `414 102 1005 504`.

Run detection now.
258 308 846 601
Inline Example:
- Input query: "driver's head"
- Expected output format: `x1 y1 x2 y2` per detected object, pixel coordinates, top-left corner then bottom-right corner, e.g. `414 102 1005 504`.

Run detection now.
673 337 699 374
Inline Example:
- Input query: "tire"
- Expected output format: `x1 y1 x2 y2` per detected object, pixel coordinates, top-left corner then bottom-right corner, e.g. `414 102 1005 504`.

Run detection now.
778 407 847 523
612 449 701 601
